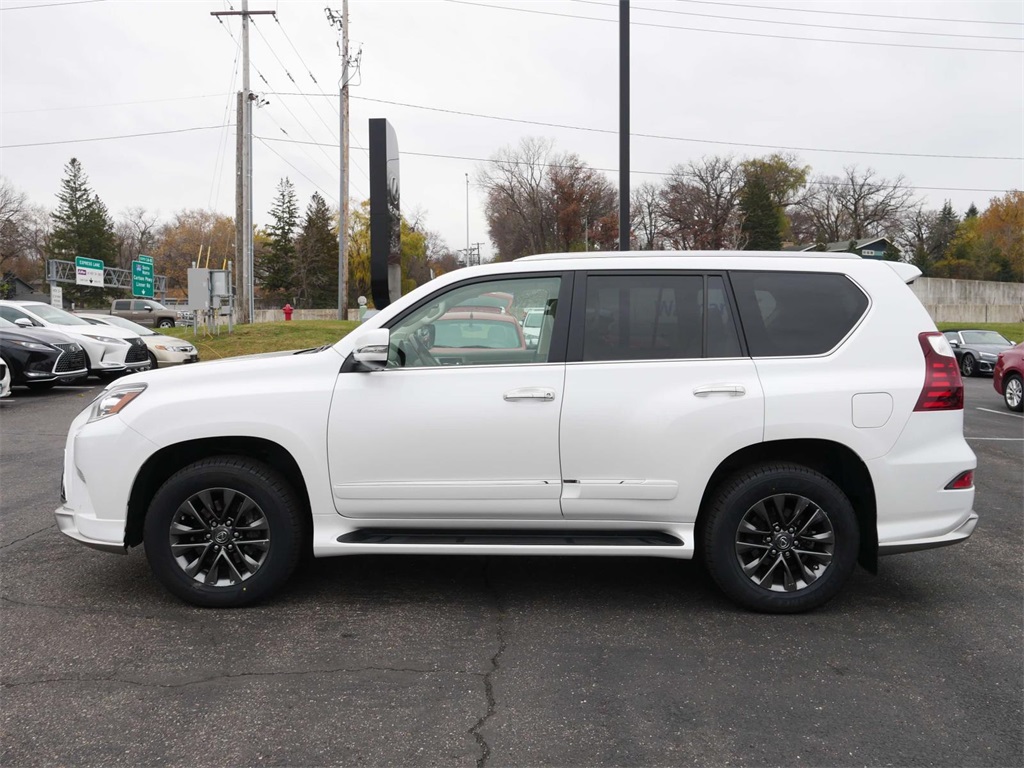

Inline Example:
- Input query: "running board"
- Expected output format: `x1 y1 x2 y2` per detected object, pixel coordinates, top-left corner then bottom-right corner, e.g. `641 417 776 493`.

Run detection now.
337 529 684 547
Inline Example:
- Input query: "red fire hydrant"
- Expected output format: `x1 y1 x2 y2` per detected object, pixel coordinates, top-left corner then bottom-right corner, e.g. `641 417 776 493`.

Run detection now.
282 303 294 321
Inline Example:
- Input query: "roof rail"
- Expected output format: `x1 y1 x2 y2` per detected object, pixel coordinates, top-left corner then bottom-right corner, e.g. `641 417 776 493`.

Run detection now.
516 250 863 262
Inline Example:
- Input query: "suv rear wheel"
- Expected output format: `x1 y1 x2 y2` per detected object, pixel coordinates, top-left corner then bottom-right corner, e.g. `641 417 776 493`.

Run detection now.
143 456 306 607
702 463 859 613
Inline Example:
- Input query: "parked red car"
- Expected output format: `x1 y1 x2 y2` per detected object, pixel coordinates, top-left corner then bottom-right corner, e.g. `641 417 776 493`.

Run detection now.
993 342 1024 412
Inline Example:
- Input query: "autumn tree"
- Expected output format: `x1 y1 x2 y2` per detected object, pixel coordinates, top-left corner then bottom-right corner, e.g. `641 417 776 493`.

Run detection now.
48 158 118 304
0 179 50 295
630 182 665 250
152 209 235 295
114 207 159 272
898 201 959 277
293 192 337 307
259 177 299 303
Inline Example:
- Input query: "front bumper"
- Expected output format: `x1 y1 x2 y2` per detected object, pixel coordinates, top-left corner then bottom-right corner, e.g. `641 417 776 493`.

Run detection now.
55 504 126 554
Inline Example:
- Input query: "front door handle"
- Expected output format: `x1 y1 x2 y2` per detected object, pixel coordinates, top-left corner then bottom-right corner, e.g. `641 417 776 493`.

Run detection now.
693 384 746 397
504 388 556 402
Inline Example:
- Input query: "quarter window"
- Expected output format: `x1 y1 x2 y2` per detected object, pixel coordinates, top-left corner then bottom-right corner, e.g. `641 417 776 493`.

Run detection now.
731 271 869 357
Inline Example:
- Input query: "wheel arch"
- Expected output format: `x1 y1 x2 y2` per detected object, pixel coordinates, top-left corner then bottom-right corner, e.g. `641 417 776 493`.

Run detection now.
125 436 312 548
696 439 878 573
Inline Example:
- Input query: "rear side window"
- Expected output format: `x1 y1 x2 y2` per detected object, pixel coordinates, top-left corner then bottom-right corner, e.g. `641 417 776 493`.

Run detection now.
113 300 130 311
731 271 869 357
583 275 704 361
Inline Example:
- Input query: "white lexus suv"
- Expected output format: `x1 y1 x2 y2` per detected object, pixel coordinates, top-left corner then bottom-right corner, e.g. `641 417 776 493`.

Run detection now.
55 252 977 613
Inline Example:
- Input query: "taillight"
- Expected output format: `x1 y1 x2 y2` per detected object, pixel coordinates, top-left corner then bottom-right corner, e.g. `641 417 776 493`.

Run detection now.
945 470 974 490
914 332 964 411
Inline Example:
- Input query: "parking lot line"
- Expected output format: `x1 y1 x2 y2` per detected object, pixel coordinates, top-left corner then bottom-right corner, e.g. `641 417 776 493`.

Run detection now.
966 437 1024 441
976 407 1024 420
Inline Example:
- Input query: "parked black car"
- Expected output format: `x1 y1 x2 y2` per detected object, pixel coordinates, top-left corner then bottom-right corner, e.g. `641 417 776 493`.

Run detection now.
942 329 1016 377
0 317 88 390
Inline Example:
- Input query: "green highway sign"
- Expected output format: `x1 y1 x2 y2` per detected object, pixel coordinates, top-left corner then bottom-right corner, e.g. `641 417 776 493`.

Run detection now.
137 254 154 265
132 259 154 298
75 256 104 287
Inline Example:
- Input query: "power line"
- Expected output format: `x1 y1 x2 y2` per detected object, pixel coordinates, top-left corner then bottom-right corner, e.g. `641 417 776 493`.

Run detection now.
254 135 1018 194
1 125 232 149
570 0 1023 41
267 91 1024 162
259 106 340 192
255 137 339 205
1 94 226 115
671 0 1024 28
444 0 1023 54
1 0 107 10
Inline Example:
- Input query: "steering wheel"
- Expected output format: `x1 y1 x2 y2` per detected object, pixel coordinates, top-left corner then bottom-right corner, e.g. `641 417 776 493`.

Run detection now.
409 329 439 367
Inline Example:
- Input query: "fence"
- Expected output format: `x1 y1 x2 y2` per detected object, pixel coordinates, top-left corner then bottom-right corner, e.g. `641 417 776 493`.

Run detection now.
910 278 1023 324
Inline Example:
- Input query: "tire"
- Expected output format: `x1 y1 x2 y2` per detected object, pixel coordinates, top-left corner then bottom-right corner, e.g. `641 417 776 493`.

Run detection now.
25 380 57 391
960 353 976 377
1004 373 1024 412
157 319 175 329
143 456 307 608
147 352 159 371
701 463 859 614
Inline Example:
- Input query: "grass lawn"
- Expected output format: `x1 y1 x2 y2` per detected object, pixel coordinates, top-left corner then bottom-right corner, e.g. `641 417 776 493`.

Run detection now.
161 320 360 360
936 322 1023 343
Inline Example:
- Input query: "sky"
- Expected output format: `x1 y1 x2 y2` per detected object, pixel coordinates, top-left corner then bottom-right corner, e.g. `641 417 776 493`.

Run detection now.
1 0 1022 263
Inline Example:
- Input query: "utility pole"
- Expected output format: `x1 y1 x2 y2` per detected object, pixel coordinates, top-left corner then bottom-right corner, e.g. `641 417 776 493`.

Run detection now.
465 173 470 259
212 2 276 323
619 0 630 252
472 242 485 266
327 3 351 320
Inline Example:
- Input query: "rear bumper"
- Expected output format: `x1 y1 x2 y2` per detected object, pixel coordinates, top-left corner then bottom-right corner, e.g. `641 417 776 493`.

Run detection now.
878 512 978 555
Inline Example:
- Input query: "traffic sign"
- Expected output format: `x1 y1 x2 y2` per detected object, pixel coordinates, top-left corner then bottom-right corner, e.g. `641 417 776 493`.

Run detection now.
75 256 104 287
137 254 154 265
132 259 154 298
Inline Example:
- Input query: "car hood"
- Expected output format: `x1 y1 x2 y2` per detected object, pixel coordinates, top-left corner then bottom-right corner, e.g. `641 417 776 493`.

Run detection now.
47 323 141 340
0 325 83 347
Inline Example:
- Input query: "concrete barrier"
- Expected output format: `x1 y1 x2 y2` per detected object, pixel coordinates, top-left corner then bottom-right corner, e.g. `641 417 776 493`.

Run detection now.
910 278 1023 325
254 308 360 322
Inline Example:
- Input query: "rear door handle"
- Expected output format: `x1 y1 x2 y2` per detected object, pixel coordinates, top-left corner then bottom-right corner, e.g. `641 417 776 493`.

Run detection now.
504 388 556 402
693 384 746 397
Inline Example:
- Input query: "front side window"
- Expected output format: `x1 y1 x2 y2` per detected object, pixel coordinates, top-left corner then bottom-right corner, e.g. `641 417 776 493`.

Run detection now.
0 306 39 326
113 300 130 311
387 276 561 368
731 271 869 357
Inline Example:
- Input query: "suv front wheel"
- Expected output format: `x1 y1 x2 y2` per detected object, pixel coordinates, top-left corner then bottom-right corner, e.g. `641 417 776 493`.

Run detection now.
702 463 859 613
143 456 306 607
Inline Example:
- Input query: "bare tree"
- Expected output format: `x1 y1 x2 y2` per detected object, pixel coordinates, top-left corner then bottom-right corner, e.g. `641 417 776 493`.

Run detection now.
797 166 917 244
115 206 159 271
630 181 665 250
477 137 618 260
660 156 744 250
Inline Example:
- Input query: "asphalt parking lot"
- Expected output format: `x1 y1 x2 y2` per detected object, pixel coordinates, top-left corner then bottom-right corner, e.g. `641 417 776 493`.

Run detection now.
1 377 1021 767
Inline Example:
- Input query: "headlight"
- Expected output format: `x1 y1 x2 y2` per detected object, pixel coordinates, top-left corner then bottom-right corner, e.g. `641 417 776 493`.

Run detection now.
88 384 147 423
82 334 127 345
8 340 53 350
980 353 997 361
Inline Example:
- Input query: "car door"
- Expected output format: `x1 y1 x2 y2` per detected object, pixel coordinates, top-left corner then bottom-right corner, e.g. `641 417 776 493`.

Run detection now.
558 272 764 523
328 273 571 519
131 301 152 326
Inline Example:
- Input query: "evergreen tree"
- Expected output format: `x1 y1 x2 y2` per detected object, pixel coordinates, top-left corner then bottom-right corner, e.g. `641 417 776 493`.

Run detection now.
739 175 782 250
49 158 117 303
965 203 979 219
293 192 338 307
258 177 299 302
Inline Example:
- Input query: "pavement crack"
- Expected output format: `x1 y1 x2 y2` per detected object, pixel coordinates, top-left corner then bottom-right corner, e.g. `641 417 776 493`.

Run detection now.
0 523 56 551
1 664 440 690
468 558 506 768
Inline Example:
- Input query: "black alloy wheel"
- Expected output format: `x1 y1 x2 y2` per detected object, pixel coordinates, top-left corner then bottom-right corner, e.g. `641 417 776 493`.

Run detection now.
143 456 307 607
702 463 859 613
960 353 976 377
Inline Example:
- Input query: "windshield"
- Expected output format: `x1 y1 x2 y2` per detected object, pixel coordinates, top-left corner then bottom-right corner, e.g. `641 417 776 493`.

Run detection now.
961 331 1010 345
24 304 91 326
523 312 542 328
434 319 522 349
91 314 155 336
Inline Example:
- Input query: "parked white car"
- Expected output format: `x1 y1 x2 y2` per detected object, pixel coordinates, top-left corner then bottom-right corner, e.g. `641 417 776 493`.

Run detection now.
0 301 151 378
77 314 199 368
56 252 977 613
0 358 10 398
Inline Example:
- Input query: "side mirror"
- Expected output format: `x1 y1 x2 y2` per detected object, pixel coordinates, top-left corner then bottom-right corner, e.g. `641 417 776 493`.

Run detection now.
14 318 33 328
352 327 390 371
948 340 960 348
144 306 154 312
